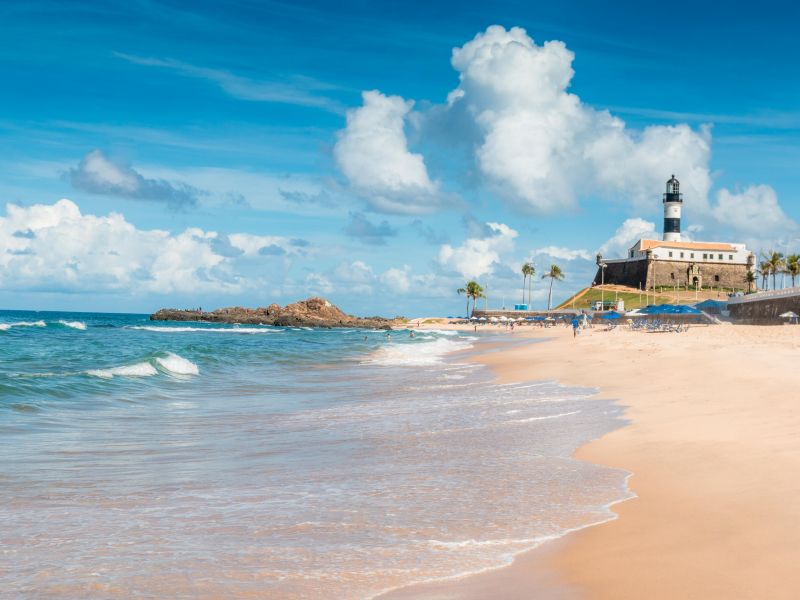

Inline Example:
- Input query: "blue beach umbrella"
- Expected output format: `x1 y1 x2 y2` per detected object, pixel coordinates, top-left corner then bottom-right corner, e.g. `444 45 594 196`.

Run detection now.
599 311 622 320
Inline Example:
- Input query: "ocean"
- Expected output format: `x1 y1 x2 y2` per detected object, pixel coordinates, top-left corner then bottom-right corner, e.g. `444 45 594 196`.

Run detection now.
0 310 631 599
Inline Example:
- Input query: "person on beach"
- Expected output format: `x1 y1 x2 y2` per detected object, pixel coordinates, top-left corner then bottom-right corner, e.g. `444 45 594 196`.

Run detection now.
572 317 580 338
409 331 415 338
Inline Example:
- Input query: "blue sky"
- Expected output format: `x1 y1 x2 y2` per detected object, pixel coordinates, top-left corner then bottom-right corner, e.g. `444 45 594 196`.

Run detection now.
2 0 799 315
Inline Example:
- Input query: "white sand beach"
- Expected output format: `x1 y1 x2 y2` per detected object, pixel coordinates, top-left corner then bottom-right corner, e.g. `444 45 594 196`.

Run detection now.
383 321 800 599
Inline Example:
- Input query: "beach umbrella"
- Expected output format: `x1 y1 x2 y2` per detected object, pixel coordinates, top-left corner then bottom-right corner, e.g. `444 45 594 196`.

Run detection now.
489 316 498 322
479 317 488 321
779 311 798 318
499 316 508 321
599 311 622 319
533 316 546 321
470 316 478 320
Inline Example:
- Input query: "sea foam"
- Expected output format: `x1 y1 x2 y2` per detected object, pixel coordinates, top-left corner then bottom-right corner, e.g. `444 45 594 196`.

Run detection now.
0 320 46 330
58 320 87 330
86 353 198 379
367 336 475 367
155 352 200 376
130 325 278 334
87 362 158 379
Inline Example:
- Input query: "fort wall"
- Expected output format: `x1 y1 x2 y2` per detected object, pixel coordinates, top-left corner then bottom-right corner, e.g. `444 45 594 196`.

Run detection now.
593 258 751 291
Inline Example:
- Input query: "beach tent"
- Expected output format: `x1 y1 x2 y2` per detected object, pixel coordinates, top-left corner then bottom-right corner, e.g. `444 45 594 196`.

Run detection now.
470 316 478 320
479 316 488 321
533 316 546 321
489 316 499 322
779 311 799 323
695 299 727 313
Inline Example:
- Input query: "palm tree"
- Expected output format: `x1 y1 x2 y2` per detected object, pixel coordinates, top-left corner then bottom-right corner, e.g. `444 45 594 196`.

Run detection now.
527 263 535 307
542 264 565 311
457 285 468 317
786 254 800 287
758 260 771 290
745 270 756 293
763 250 785 290
458 280 484 317
521 262 535 305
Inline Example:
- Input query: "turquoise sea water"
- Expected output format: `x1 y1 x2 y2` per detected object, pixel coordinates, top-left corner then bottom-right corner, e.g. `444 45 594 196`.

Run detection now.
1 310 631 599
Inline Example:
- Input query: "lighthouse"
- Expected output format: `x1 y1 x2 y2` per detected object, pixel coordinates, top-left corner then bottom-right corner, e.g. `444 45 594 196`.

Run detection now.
662 174 682 242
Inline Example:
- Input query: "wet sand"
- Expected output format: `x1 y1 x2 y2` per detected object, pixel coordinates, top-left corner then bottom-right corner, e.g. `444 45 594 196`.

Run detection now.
383 322 800 599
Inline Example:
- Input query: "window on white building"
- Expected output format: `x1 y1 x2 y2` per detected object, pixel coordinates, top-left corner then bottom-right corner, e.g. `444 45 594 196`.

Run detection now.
718 254 723 260
669 251 673 257
729 255 733 260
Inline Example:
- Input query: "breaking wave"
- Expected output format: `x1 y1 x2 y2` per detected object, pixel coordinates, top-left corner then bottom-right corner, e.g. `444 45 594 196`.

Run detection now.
366 336 476 367
57 320 87 330
129 326 279 334
0 320 46 330
86 353 199 379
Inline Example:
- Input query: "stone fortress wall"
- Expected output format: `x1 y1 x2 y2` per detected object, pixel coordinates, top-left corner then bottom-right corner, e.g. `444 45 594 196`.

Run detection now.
593 258 751 290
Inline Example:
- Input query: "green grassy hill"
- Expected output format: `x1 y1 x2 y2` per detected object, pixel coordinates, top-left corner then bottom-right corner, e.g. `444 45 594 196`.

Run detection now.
557 287 672 310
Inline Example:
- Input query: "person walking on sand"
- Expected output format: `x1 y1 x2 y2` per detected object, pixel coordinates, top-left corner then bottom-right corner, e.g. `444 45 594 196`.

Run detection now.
571 317 580 338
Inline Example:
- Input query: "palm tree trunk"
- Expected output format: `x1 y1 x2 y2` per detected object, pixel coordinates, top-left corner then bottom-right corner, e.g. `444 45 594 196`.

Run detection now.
528 278 532 308
466 296 470 318
521 275 526 305
547 277 554 310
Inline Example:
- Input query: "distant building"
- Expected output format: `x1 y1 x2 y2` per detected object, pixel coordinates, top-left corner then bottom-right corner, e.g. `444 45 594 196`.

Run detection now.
594 175 756 291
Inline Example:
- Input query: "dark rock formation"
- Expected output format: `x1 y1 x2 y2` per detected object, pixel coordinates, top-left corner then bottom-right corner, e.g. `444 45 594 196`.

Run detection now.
150 297 394 329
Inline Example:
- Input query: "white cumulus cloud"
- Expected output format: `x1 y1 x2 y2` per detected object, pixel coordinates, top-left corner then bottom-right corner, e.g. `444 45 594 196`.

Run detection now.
438 222 518 279
334 90 443 214
0 199 304 295
380 266 411 294
712 185 796 235
448 25 713 214
598 218 657 257
69 150 201 207
533 246 593 261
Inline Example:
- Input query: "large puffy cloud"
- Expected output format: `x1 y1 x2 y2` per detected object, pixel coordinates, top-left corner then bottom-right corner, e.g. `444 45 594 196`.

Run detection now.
335 26 718 216
0 199 297 294
69 150 201 207
598 218 657 257
449 26 712 213
438 222 518 279
333 91 443 214
712 185 797 235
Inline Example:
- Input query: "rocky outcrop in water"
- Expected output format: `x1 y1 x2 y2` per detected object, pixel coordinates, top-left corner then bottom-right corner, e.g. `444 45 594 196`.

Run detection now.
150 297 395 329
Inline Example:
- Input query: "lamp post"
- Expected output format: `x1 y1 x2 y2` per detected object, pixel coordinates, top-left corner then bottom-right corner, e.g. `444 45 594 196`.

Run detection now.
600 262 607 310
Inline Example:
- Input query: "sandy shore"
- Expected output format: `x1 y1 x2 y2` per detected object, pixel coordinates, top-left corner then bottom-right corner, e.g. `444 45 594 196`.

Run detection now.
382 321 800 599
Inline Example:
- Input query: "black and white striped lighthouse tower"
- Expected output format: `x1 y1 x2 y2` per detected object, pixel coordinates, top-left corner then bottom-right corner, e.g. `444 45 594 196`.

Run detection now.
662 174 682 242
